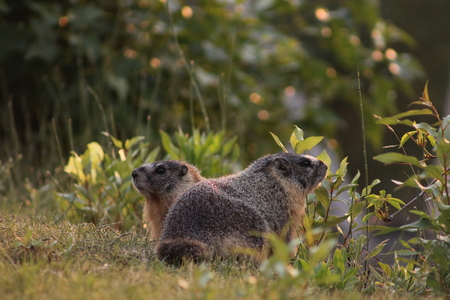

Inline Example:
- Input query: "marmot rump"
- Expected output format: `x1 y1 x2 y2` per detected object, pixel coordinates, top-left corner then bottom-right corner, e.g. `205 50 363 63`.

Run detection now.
132 160 204 239
157 153 327 264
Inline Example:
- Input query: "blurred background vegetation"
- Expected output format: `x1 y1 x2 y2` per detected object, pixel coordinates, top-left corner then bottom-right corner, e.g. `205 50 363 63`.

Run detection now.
1 0 450 217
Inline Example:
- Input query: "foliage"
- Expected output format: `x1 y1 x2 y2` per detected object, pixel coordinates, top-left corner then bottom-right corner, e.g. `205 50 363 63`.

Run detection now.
0 0 422 171
57 129 240 230
159 128 240 177
269 126 403 290
57 133 158 230
373 83 450 296
261 85 450 297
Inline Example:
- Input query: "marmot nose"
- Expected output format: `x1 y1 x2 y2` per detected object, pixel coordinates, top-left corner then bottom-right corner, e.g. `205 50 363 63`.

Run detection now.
131 169 139 179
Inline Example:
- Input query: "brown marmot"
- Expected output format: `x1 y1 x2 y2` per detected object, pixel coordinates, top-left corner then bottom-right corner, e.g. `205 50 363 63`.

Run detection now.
156 153 327 264
131 160 204 239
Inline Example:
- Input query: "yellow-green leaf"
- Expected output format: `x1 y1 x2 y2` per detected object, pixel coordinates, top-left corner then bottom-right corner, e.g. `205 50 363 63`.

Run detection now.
270 132 288 153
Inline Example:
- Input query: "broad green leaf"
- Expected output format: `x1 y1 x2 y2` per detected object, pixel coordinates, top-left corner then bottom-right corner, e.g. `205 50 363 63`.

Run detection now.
294 136 324 154
401 218 442 231
377 262 392 277
315 186 330 207
336 157 348 177
388 109 434 120
64 154 85 182
335 184 358 197
160 130 180 159
290 125 304 149
124 136 145 150
437 140 450 167
87 142 104 166
333 249 345 274
424 165 444 182
222 136 238 156
376 117 414 126
373 152 424 168
270 132 288 153
438 115 450 141
317 150 332 175
349 201 365 217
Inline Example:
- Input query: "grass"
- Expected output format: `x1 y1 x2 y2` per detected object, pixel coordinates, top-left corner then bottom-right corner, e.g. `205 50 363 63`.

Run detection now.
0 214 444 300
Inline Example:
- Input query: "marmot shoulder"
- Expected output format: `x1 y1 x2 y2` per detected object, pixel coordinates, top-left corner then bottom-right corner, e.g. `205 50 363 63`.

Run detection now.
132 160 204 239
157 153 327 264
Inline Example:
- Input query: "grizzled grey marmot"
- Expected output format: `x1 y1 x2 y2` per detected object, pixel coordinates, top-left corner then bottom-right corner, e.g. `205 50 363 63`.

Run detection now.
157 153 327 264
131 160 204 239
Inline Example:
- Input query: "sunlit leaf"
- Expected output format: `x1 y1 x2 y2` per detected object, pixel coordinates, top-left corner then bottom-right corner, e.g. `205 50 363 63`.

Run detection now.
373 153 424 168
336 157 348 177
270 132 288 153
290 125 304 149
160 130 180 159
102 132 123 149
315 186 329 207
294 136 324 154
124 136 145 150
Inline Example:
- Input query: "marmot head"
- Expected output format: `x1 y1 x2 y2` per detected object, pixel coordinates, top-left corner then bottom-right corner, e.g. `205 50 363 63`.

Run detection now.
269 153 327 193
131 160 203 203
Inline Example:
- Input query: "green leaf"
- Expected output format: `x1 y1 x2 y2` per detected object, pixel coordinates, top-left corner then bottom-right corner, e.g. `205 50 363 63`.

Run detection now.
436 139 450 167
422 80 430 103
321 215 350 227
87 142 104 166
335 184 358 197
366 242 385 259
336 157 348 177
377 262 392 277
376 117 414 126
64 154 85 182
333 249 345 274
424 165 444 183
160 130 180 159
315 186 330 207
290 125 304 149
317 150 331 175
102 132 123 149
373 153 424 168
222 136 238 156
388 109 434 120
399 131 415 148
294 136 324 154
401 218 441 231
270 132 288 153
414 122 438 139
124 136 145 150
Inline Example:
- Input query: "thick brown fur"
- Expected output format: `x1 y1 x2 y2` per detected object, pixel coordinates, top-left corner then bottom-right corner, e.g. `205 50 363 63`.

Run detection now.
131 160 204 239
157 153 327 264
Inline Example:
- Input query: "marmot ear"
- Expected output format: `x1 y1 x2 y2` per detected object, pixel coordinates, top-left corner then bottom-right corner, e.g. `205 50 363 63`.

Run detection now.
273 157 291 176
179 165 189 176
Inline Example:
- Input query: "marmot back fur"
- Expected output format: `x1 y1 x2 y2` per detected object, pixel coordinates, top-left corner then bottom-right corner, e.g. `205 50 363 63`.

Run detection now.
157 153 327 264
132 160 204 239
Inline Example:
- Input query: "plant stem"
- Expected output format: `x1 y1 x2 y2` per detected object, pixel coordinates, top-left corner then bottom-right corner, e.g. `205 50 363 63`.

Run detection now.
357 67 370 277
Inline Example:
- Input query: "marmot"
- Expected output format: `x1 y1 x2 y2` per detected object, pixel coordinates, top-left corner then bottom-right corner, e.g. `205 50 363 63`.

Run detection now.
131 160 204 239
156 153 327 264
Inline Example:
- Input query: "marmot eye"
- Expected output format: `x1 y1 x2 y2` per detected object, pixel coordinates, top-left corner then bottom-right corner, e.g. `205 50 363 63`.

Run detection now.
155 166 166 174
300 160 311 167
